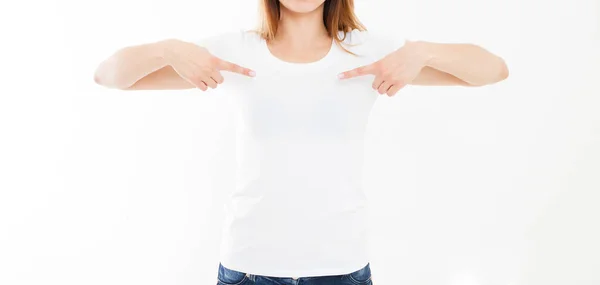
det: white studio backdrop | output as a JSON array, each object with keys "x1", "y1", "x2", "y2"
[{"x1": 0, "y1": 0, "x2": 598, "y2": 285}]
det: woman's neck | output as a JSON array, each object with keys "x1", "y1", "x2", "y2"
[{"x1": 274, "y1": 4, "x2": 330, "y2": 46}]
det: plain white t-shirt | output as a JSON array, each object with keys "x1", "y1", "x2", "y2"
[{"x1": 196, "y1": 29, "x2": 403, "y2": 278}]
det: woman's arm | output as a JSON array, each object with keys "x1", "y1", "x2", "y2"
[
  {"x1": 93, "y1": 38, "x2": 254, "y2": 91},
  {"x1": 410, "y1": 41, "x2": 509, "y2": 86},
  {"x1": 338, "y1": 40, "x2": 509, "y2": 96},
  {"x1": 93, "y1": 39, "x2": 191, "y2": 90}
]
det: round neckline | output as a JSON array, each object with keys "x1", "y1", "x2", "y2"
[{"x1": 261, "y1": 37, "x2": 337, "y2": 68}]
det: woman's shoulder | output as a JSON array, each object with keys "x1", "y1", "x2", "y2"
[
  {"x1": 338, "y1": 29, "x2": 386, "y2": 45},
  {"x1": 195, "y1": 29, "x2": 262, "y2": 48},
  {"x1": 193, "y1": 29, "x2": 263, "y2": 58}
]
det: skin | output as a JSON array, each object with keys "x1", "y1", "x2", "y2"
[
  {"x1": 93, "y1": 38, "x2": 255, "y2": 90},
  {"x1": 267, "y1": 0, "x2": 332, "y2": 64},
  {"x1": 279, "y1": 0, "x2": 327, "y2": 13},
  {"x1": 277, "y1": 0, "x2": 509, "y2": 97},
  {"x1": 93, "y1": 0, "x2": 508, "y2": 92},
  {"x1": 338, "y1": 40, "x2": 510, "y2": 96},
  {"x1": 163, "y1": 39, "x2": 256, "y2": 91}
]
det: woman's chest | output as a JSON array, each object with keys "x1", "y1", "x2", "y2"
[{"x1": 220, "y1": 56, "x2": 380, "y2": 139}]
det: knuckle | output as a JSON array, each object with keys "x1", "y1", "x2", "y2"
[
  {"x1": 207, "y1": 56, "x2": 220, "y2": 68},
  {"x1": 191, "y1": 73, "x2": 203, "y2": 82},
  {"x1": 374, "y1": 62, "x2": 385, "y2": 71},
  {"x1": 190, "y1": 75, "x2": 204, "y2": 85}
]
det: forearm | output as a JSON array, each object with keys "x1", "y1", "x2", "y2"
[
  {"x1": 93, "y1": 39, "x2": 177, "y2": 89},
  {"x1": 412, "y1": 41, "x2": 509, "y2": 86}
]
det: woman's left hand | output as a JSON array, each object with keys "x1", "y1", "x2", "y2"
[{"x1": 338, "y1": 40, "x2": 429, "y2": 97}]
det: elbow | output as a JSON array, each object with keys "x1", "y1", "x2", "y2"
[
  {"x1": 497, "y1": 58, "x2": 509, "y2": 82},
  {"x1": 93, "y1": 58, "x2": 129, "y2": 89},
  {"x1": 93, "y1": 60, "x2": 115, "y2": 88},
  {"x1": 93, "y1": 68, "x2": 106, "y2": 86}
]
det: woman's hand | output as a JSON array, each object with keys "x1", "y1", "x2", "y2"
[
  {"x1": 338, "y1": 40, "x2": 429, "y2": 97},
  {"x1": 163, "y1": 39, "x2": 255, "y2": 91}
]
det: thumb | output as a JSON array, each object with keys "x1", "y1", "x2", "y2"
[
  {"x1": 215, "y1": 57, "x2": 255, "y2": 77},
  {"x1": 338, "y1": 63, "x2": 377, "y2": 80}
]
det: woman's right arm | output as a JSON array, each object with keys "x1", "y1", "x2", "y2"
[{"x1": 93, "y1": 38, "x2": 254, "y2": 91}]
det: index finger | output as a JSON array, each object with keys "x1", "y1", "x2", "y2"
[
  {"x1": 338, "y1": 63, "x2": 377, "y2": 79},
  {"x1": 215, "y1": 58, "x2": 255, "y2": 77}
]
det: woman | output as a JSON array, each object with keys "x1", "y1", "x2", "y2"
[{"x1": 94, "y1": 0, "x2": 508, "y2": 284}]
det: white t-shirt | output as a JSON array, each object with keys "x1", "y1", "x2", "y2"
[{"x1": 196, "y1": 29, "x2": 403, "y2": 278}]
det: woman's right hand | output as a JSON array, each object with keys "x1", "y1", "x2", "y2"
[{"x1": 163, "y1": 39, "x2": 255, "y2": 91}]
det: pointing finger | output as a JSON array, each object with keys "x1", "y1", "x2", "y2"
[
  {"x1": 215, "y1": 57, "x2": 256, "y2": 77},
  {"x1": 338, "y1": 63, "x2": 377, "y2": 80}
]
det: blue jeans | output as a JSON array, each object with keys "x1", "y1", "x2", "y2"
[{"x1": 216, "y1": 262, "x2": 373, "y2": 285}]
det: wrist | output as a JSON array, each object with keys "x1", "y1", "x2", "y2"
[
  {"x1": 408, "y1": 40, "x2": 435, "y2": 66},
  {"x1": 156, "y1": 38, "x2": 182, "y2": 65}
]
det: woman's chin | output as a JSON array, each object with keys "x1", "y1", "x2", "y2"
[{"x1": 279, "y1": 0, "x2": 326, "y2": 14}]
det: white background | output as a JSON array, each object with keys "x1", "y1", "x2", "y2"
[{"x1": 1, "y1": 0, "x2": 599, "y2": 284}]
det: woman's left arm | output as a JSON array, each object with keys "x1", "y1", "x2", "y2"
[
  {"x1": 339, "y1": 40, "x2": 509, "y2": 96},
  {"x1": 409, "y1": 40, "x2": 509, "y2": 86}
]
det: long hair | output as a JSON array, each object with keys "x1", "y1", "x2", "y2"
[{"x1": 257, "y1": 0, "x2": 366, "y2": 54}]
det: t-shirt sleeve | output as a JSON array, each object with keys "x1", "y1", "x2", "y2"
[
  {"x1": 344, "y1": 29, "x2": 406, "y2": 60},
  {"x1": 193, "y1": 30, "x2": 248, "y2": 61},
  {"x1": 367, "y1": 31, "x2": 406, "y2": 59}
]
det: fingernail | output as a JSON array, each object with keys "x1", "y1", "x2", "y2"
[
  {"x1": 337, "y1": 73, "x2": 344, "y2": 79},
  {"x1": 249, "y1": 71, "x2": 256, "y2": 77}
]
